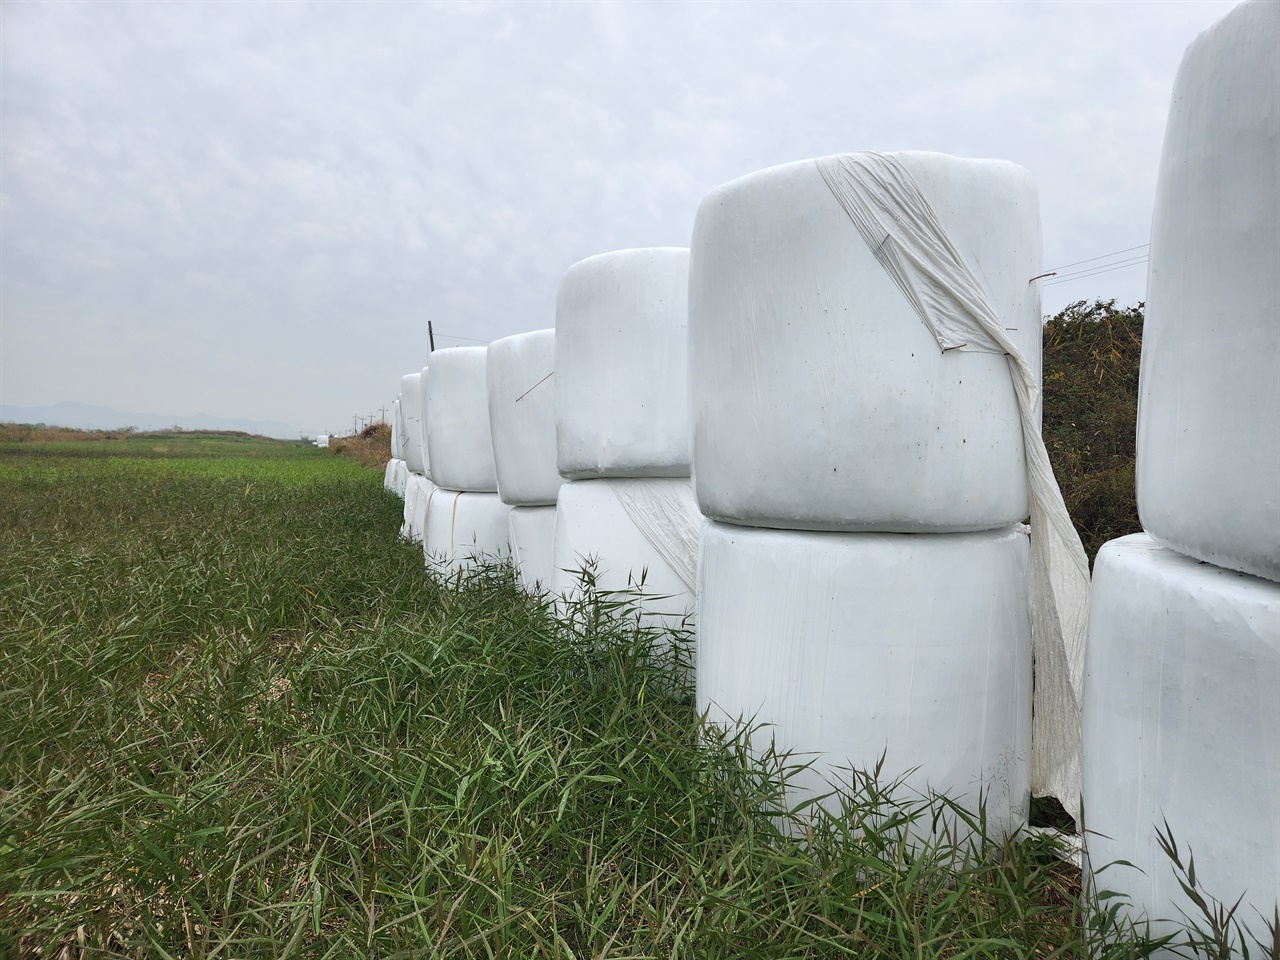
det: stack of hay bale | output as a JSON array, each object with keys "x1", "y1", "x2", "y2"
[
  {"x1": 1082, "y1": 0, "x2": 1279, "y2": 936},
  {"x1": 424, "y1": 347, "x2": 511, "y2": 571},
  {"x1": 689, "y1": 151, "x2": 1062, "y2": 837},
  {"x1": 487, "y1": 329, "x2": 563, "y2": 591},
  {"x1": 398, "y1": 370, "x2": 431, "y2": 543},
  {"x1": 550, "y1": 248, "x2": 702, "y2": 627}
]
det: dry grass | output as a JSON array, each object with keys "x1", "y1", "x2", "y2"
[{"x1": 328, "y1": 421, "x2": 392, "y2": 470}]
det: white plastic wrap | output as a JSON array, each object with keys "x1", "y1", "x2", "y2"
[
  {"x1": 1083, "y1": 534, "x2": 1279, "y2": 942},
  {"x1": 383, "y1": 457, "x2": 402, "y2": 494},
  {"x1": 487, "y1": 329, "x2": 563, "y2": 505},
  {"x1": 390, "y1": 399, "x2": 402, "y2": 462},
  {"x1": 393, "y1": 459, "x2": 409, "y2": 499},
  {"x1": 691, "y1": 150, "x2": 1087, "y2": 819},
  {"x1": 555, "y1": 248, "x2": 691, "y2": 479},
  {"x1": 426, "y1": 347, "x2": 498, "y2": 493},
  {"x1": 1137, "y1": 0, "x2": 1279, "y2": 583},
  {"x1": 424, "y1": 490, "x2": 511, "y2": 572},
  {"x1": 400, "y1": 474, "x2": 432, "y2": 543},
  {"x1": 315, "y1": 434, "x2": 329, "y2": 448},
  {"x1": 690, "y1": 152, "x2": 1042, "y2": 532},
  {"x1": 698, "y1": 521, "x2": 1031, "y2": 839},
  {"x1": 399, "y1": 372, "x2": 426, "y2": 476},
  {"x1": 550, "y1": 478, "x2": 700, "y2": 626},
  {"x1": 509, "y1": 505, "x2": 557, "y2": 592}
]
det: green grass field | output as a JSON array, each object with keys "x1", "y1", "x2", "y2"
[{"x1": 0, "y1": 432, "x2": 1226, "y2": 957}]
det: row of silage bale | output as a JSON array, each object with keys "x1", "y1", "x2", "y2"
[
  {"x1": 1082, "y1": 0, "x2": 1279, "y2": 942},
  {"x1": 423, "y1": 347, "x2": 512, "y2": 571},
  {"x1": 486, "y1": 329, "x2": 563, "y2": 591},
  {"x1": 688, "y1": 150, "x2": 1081, "y2": 837},
  {"x1": 549, "y1": 248, "x2": 703, "y2": 628}
]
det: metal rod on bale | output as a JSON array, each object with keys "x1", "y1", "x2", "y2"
[{"x1": 428, "y1": 321, "x2": 435, "y2": 353}]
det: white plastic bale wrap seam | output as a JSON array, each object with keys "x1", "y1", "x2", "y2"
[
  {"x1": 427, "y1": 347, "x2": 498, "y2": 493},
  {"x1": 1083, "y1": 534, "x2": 1279, "y2": 944},
  {"x1": 690, "y1": 152, "x2": 1042, "y2": 532},
  {"x1": 399, "y1": 373, "x2": 426, "y2": 476},
  {"x1": 487, "y1": 329, "x2": 563, "y2": 505},
  {"x1": 816, "y1": 151, "x2": 1088, "y2": 822},
  {"x1": 1137, "y1": 0, "x2": 1279, "y2": 583},
  {"x1": 697, "y1": 521, "x2": 1032, "y2": 840},
  {"x1": 556, "y1": 248, "x2": 692, "y2": 479},
  {"x1": 550, "y1": 478, "x2": 701, "y2": 629},
  {"x1": 424, "y1": 490, "x2": 511, "y2": 572},
  {"x1": 509, "y1": 505, "x2": 557, "y2": 592}
]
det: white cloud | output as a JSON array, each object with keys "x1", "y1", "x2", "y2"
[{"x1": 0, "y1": 0, "x2": 1238, "y2": 430}]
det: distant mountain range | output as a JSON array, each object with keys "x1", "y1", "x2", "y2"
[{"x1": 1, "y1": 401, "x2": 304, "y2": 440}]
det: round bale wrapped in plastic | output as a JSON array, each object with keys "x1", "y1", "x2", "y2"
[
  {"x1": 427, "y1": 347, "x2": 498, "y2": 493},
  {"x1": 400, "y1": 473, "x2": 433, "y2": 544},
  {"x1": 509, "y1": 504, "x2": 557, "y2": 592},
  {"x1": 487, "y1": 329, "x2": 563, "y2": 505},
  {"x1": 383, "y1": 458, "x2": 401, "y2": 494},
  {"x1": 392, "y1": 459, "x2": 409, "y2": 498},
  {"x1": 399, "y1": 372, "x2": 426, "y2": 476},
  {"x1": 550, "y1": 478, "x2": 700, "y2": 629},
  {"x1": 555, "y1": 248, "x2": 691, "y2": 480},
  {"x1": 424, "y1": 490, "x2": 511, "y2": 572},
  {"x1": 689, "y1": 151, "x2": 1043, "y2": 532},
  {"x1": 1083, "y1": 533, "x2": 1279, "y2": 942},
  {"x1": 1137, "y1": 0, "x2": 1279, "y2": 582},
  {"x1": 697, "y1": 521, "x2": 1031, "y2": 839},
  {"x1": 390, "y1": 398, "x2": 402, "y2": 462}
]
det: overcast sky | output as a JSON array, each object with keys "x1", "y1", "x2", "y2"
[{"x1": 1, "y1": 0, "x2": 1236, "y2": 435}]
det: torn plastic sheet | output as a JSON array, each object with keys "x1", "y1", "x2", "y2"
[{"x1": 816, "y1": 151, "x2": 1090, "y2": 820}]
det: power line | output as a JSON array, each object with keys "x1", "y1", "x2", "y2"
[
  {"x1": 1044, "y1": 243, "x2": 1150, "y2": 274},
  {"x1": 1043, "y1": 256, "x2": 1149, "y2": 286},
  {"x1": 433, "y1": 332, "x2": 491, "y2": 345}
]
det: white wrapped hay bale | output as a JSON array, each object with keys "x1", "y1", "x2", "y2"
[
  {"x1": 424, "y1": 490, "x2": 512, "y2": 572},
  {"x1": 400, "y1": 474, "x2": 433, "y2": 543},
  {"x1": 383, "y1": 458, "x2": 402, "y2": 494},
  {"x1": 1083, "y1": 534, "x2": 1279, "y2": 942},
  {"x1": 555, "y1": 248, "x2": 691, "y2": 479},
  {"x1": 399, "y1": 372, "x2": 426, "y2": 476},
  {"x1": 689, "y1": 152, "x2": 1043, "y2": 532},
  {"x1": 1137, "y1": 0, "x2": 1279, "y2": 583},
  {"x1": 392, "y1": 459, "x2": 409, "y2": 498},
  {"x1": 315, "y1": 434, "x2": 329, "y2": 448},
  {"x1": 697, "y1": 521, "x2": 1032, "y2": 838},
  {"x1": 390, "y1": 398, "x2": 402, "y2": 462},
  {"x1": 550, "y1": 478, "x2": 700, "y2": 627},
  {"x1": 427, "y1": 347, "x2": 498, "y2": 493},
  {"x1": 487, "y1": 329, "x2": 563, "y2": 505},
  {"x1": 509, "y1": 505, "x2": 557, "y2": 592}
]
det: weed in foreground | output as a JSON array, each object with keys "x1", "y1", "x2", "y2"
[{"x1": 0, "y1": 434, "x2": 1262, "y2": 958}]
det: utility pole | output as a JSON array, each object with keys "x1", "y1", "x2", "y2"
[{"x1": 428, "y1": 320, "x2": 435, "y2": 353}]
